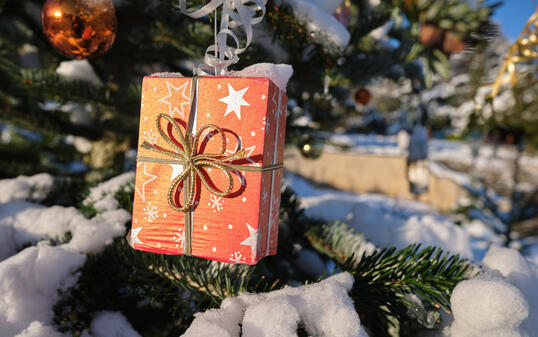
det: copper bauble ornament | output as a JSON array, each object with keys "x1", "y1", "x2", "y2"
[
  {"x1": 419, "y1": 24, "x2": 444, "y2": 47},
  {"x1": 42, "y1": 0, "x2": 117, "y2": 59},
  {"x1": 299, "y1": 136, "x2": 324, "y2": 159},
  {"x1": 442, "y1": 31, "x2": 466, "y2": 54},
  {"x1": 354, "y1": 88, "x2": 372, "y2": 106}
]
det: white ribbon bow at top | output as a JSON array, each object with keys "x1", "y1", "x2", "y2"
[{"x1": 178, "y1": 0, "x2": 268, "y2": 76}]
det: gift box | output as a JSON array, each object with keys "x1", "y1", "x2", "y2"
[{"x1": 129, "y1": 75, "x2": 287, "y2": 264}]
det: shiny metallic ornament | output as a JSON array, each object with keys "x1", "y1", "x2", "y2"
[
  {"x1": 42, "y1": 0, "x2": 117, "y2": 59},
  {"x1": 300, "y1": 136, "x2": 324, "y2": 159}
]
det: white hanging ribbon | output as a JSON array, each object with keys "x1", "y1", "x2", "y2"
[{"x1": 177, "y1": 0, "x2": 267, "y2": 76}]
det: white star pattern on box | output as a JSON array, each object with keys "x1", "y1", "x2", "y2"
[
  {"x1": 169, "y1": 164, "x2": 184, "y2": 181},
  {"x1": 262, "y1": 190, "x2": 268, "y2": 203},
  {"x1": 129, "y1": 227, "x2": 143, "y2": 246},
  {"x1": 231, "y1": 169, "x2": 246, "y2": 186},
  {"x1": 142, "y1": 129, "x2": 158, "y2": 144},
  {"x1": 158, "y1": 80, "x2": 190, "y2": 118},
  {"x1": 229, "y1": 251, "x2": 245, "y2": 264},
  {"x1": 172, "y1": 228, "x2": 185, "y2": 248},
  {"x1": 225, "y1": 136, "x2": 257, "y2": 166},
  {"x1": 240, "y1": 223, "x2": 258, "y2": 260},
  {"x1": 135, "y1": 162, "x2": 158, "y2": 202},
  {"x1": 208, "y1": 194, "x2": 223, "y2": 212},
  {"x1": 219, "y1": 84, "x2": 249, "y2": 120},
  {"x1": 144, "y1": 202, "x2": 158, "y2": 223}
]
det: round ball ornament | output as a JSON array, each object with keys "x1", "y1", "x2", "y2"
[
  {"x1": 419, "y1": 24, "x2": 444, "y2": 47},
  {"x1": 299, "y1": 136, "x2": 324, "y2": 159},
  {"x1": 42, "y1": 0, "x2": 117, "y2": 59},
  {"x1": 354, "y1": 88, "x2": 372, "y2": 106}
]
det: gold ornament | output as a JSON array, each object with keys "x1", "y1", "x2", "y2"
[
  {"x1": 42, "y1": 0, "x2": 117, "y2": 59},
  {"x1": 300, "y1": 136, "x2": 324, "y2": 159},
  {"x1": 487, "y1": 9, "x2": 538, "y2": 98}
]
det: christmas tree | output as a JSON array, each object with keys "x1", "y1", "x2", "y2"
[{"x1": 1, "y1": 1, "x2": 537, "y2": 337}]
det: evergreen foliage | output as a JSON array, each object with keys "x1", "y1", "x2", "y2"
[{"x1": 0, "y1": 0, "x2": 497, "y2": 335}]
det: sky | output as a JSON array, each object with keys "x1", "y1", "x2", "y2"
[{"x1": 492, "y1": 0, "x2": 536, "y2": 39}]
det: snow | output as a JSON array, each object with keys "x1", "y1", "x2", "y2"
[
  {"x1": 0, "y1": 201, "x2": 130, "y2": 260},
  {"x1": 56, "y1": 60, "x2": 102, "y2": 86},
  {"x1": 0, "y1": 174, "x2": 134, "y2": 337},
  {"x1": 90, "y1": 311, "x2": 142, "y2": 337},
  {"x1": 1, "y1": 167, "x2": 536, "y2": 336},
  {"x1": 278, "y1": 0, "x2": 350, "y2": 49},
  {"x1": 0, "y1": 173, "x2": 55, "y2": 203},
  {"x1": 153, "y1": 64, "x2": 293, "y2": 93},
  {"x1": 0, "y1": 242, "x2": 85, "y2": 337},
  {"x1": 182, "y1": 273, "x2": 369, "y2": 337},
  {"x1": 449, "y1": 246, "x2": 538, "y2": 336},
  {"x1": 83, "y1": 172, "x2": 135, "y2": 212},
  {"x1": 13, "y1": 321, "x2": 65, "y2": 337},
  {"x1": 287, "y1": 173, "x2": 474, "y2": 259},
  {"x1": 308, "y1": 0, "x2": 342, "y2": 14},
  {"x1": 230, "y1": 63, "x2": 293, "y2": 93}
]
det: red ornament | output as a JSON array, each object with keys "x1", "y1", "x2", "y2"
[
  {"x1": 419, "y1": 24, "x2": 444, "y2": 47},
  {"x1": 42, "y1": 0, "x2": 117, "y2": 59},
  {"x1": 354, "y1": 88, "x2": 372, "y2": 106},
  {"x1": 131, "y1": 76, "x2": 288, "y2": 265},
  {"x1": 442, "y1": 31, "x2": 466, "y2": 53}
]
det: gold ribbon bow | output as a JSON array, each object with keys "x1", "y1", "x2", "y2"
[{"x1": 138, "y1": 113, "x2": 283, "y2": 212}]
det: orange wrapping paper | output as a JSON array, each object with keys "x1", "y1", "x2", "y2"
[{"x1": 130, "y1": 76, "x2": 287, "y2": 264}]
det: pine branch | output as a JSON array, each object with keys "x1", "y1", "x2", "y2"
[
  {"x1": 347, "y1": 244, "x2": 475, "y2": 335},
  {"x1": 306, "y1": 221, "x2": 373, "y2": 266},
  {"x1": 19, "y1": 69, "x2": 112, "y2": 108}
]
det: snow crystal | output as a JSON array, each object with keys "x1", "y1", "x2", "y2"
[
  {"x1": 278, "y1": 0, "x2": 350, "y2": 49},
  {"x1": 182, "y1": 273, "x2": 369, "y2": 337},
  {"x1": 13, "y1": 321, "x2": 65, "y2": 337},
  {"x1": 0, "y1": 173, "x2": 55, "y2": 203},
  {"x1": 449, "y1": 246, "x2": 538, "y2": 336},
  {"x1": 90, "y1": 311, "x2": 142, "y2": 337},
  {"x1": 83, "y1": 172, "x2": 135, "y2": 211},
  {"x1": 0, "y1": 243, "x2": 85, "y2": 336},
  {"x1": 56, "y1": 60, "x2": 102, "y2": 86}
]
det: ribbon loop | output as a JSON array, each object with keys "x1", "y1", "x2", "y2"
[
  {"x1": 177, "y1": 0, "x2": 268, "y2": 75},
  {"x1": 141, "y1": 113, "x2": 240, "y2": 211}
]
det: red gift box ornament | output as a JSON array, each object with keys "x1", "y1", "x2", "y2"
[
  {"x1": 129, "y1": 0, "x2": 291, "y2": 264},
  {"x1": 130, "y1": 74, "x2": 288, "y2": 264},
  {"x1": 136, "y1": 78, "x2": 283, "y2": 256}
]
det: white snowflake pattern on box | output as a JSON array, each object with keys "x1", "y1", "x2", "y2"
[
  {"x1": 143, "y1": 202, "x2": 158, "y2": 223},
  {"x1": 208, "y1": 194, "x2": 224, "y2": 212}
]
